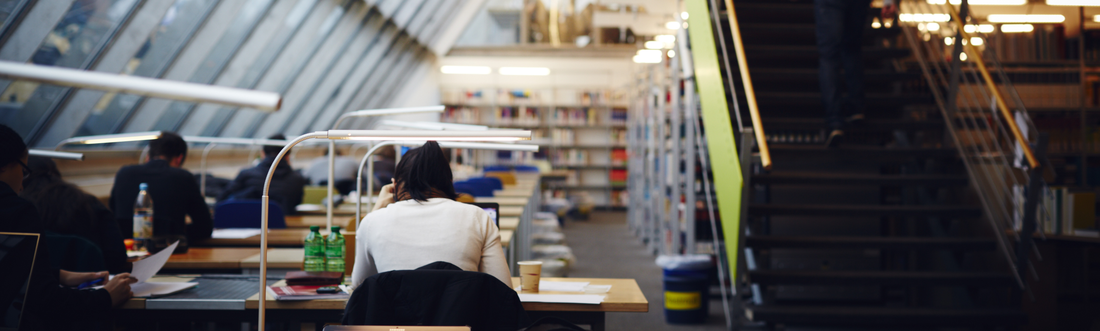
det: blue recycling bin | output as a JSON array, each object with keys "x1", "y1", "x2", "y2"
[{"x1": 657, "y1": 255, "x2": 713, "y2": 324}]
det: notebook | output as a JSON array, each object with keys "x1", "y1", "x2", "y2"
[
  {"x1": 0, "y1": 232, "x2": 40, "y2": 331},
  {"x1": 468, "y1": 202, "x2": 499, "y2": 227}
]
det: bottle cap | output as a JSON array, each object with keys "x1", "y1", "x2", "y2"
[
  {"x1": 331, "y1": 226, "x2": 340, "y2": 232},
  {"x1": 309, "y1": 225, "x2": 319, "y2": 231},
  {"x1": 139, "y1": 183, "x2": 148, "y2": 190}
]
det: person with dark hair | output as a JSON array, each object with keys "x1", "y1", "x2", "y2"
[
  {"x1": 110, "y1": 131, "x2": 213, "y2": 244},
  {"x1": 351, "y1": 141, "x2": 510, "y2": 289},
  {"x1": 21, "y1": 157, "x2": 129, "y2": 273},
  {"x1": 218, "y1": 134, "x2": 306, "y2": 214},
  {"x1": 0, "y1": 124, "x2": 137, "y2": 330}
]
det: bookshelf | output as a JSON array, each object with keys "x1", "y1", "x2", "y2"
[{"x1": 441, "y1": 87, "x2": 629, "y2": 208}]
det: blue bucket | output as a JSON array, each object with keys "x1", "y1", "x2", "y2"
[{"x1": 663, "y1": 273, "x2": 708, "y2": 324}]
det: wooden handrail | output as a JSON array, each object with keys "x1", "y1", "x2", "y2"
[
  {"x1": 947, "y1": 6, "x2": 1040, "y2": 169},
  {"x1": 722, "y1": 0, "x2": 771, "y2": 170}
]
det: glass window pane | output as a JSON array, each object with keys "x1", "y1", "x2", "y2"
[
  {"x1": 0, "y1": 0, "x2": 32, "y2": 38},
  {"x1": 0, "y1": 0, "x2": 141, "y2": 139},
  {"x1": 76, "y1": 0, "x2": 220, "y2": 137}
]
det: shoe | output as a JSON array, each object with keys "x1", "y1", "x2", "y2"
[
  {"x1": 825, "y1": 129, "x2": 844, "y2": 148},
  {"x1": 845, "y1": 113, "x2": 865, "y2": 125}
]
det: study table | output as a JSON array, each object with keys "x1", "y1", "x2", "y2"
[
  {"x1": 118, "y1": 275, "x2": 644, "y2": 331},
  {"x1": 284, "y1": 215, "x2": 356, "y2": 230},
  {"x1": 195, "y1": 229, "x2": 354, "y2": 247}
]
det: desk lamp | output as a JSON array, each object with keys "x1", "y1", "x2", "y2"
[
  {"x1": 29, "y1": 149, "x2": 84, "y2": 161},
  {"x1": 354, "y1": 141, "x2": 540, "y2": 222},
  {"x1": 255, "y1": 129, "x2": 531, "y2": 330}
]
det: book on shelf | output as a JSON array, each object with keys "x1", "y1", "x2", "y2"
[{"x1": 1038, "y1": 187, "x2": 1097, "y2": 236}]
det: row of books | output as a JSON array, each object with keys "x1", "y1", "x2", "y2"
[
  {"x1": 1033, "y1": 117, "x2": 1100, "y2": 154},
  {"x1": 1033, "y1": 187, "x2": 1096, "y2": 235},
  {"x1": 440, "y1": 88, "x2": 627, "y2": 106},
  {"x1": 987, "y1": 25, "x2": 1066, "y2": 62},
  {"x1": 442, "y1": 106, "x2": 627, "y2": 127}
]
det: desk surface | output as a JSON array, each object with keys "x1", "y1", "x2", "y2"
[
  {"x1": 162, "y1": 248, "x2": 259, "y2": 270},
  {"x1": 492, "y1": 190, "x2": 535, "y2": 198},
  {"x1": 510, "y1": 277, "x2": 648, "y2": 312},
  {"x1": 500, "y1": 206, "x2": 523, "y2": 217},
  {"x1": 241, "y1": 248, "x2": 304, "y2": 269},
  {"x1": 500, "y1": 217, "x2": 519, "y2": 230},
  {"x1": 196, "y1": 229, "x2": 354, "y2": 247},
  {"x1": 284, "y1": 215, "x2": 356, "y2": 230},
  {"x1": 500, "y1": 230, "x2": 512, "y2": 247}
]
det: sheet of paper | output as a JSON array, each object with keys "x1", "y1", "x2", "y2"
[
  {"x1": 584, "y1": 285, "x2": 612, "y2": 293},
  {"x1": 130, "y1": 241, "x2": 178, "y2": 283},
  {"x1": 517, "y1": 294, "x2": 604, "y2": 305},
  {"x1": 212, "y1": 228, "x2": 262, "y2": 239},
  {"x1": 516, "y1": 281, "x2": 590, "y2": 292},
  {"x1": 132, "y1": 282, "x2": 197, "y2": 297}
]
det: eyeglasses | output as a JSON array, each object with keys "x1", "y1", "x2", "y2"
[{"x1": 16, "y1": 159, "x2": 30, "y2": 179}]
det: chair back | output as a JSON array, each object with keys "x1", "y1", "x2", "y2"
[
  {"x1": 484, "y1": 171, "x2": 516, "y2": 185},
  {"x1": 455, "y1": 180, "x2": 493, "y2": 197},
  {"x1": 467, "y1": 177, "x2": 503, "y2": 191},
  {"x1": 483, "y1": 165, "x2": 510, "y2": 172},
  {"x1": 455, "y1": 193, "x2": 476, "y2": 203},
  {"x1": 513, "y1": 165, "x2": 539, "y2": 172},
  {"x1": 214, "y1": 200, "x2": 287, "y2": 229}
]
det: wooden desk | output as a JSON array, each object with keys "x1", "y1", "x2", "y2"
[
  {"x1": 246, "y1": 280, "x2": 348, "y2": 310},
  {"x1": 476, "y1": 197, "x2": 530, "y2": 206},
  {"x1": 162, "y1": 248, "x2": 259, "y2": 270},
  {"x1": 509, "y1": 277, "x2": 648, "y2": 312},
  {"x1": 284, "y1": 215, "x2": 355, "y2": 230},
  {"x1": 241, "y1": 248, "x2": 304, "y2": 269},
  {"x1": 500, "y1": 217, "x2": 520, "y2": 230},
  {"x1": 196, "y1": 229, "x2": 355, "y2": 248},
  {"x1": 492, "y1": 189, "x2": 535, "y2": 198},
  {"x1": 501, "y1": 206, "x2": 524, "y2": 217},
  {"x1": 500, "y1": 230, "x2": 513, "y2": 248}
]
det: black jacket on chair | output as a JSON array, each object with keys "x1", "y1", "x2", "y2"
[{"x1": 343, "y1": 262, "x2": 529, "y2": 331}]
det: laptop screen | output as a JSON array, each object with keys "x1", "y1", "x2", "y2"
[
  {"x1": 0, "y1": 232, "x2": 40, "y2": 331},
  {"x1": 468, "y1": 203, "x2": 499, "y2": 227}
]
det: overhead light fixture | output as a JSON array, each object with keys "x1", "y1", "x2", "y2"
[
  {"x1": 964, "y1": 24, "x2": 995, "y2": 33},
  {"x1": 970, "y1": 37, "x2": 984, "y2": 46},
  {"x1": 872, "y1": 17, "x2": 882, "y2": 28},
  {"x1": 668, "y1": 50, "x2": 676, "y2": 58},
  {"x1": 1001, "y1": 24, "x2": 1035, "y2": 33},
  {"x1": 945, "y1": 37, "x2": 955, "y2": 45},
  {"x1": 926, "y1": 22, "x2": 941, "y2": 31},
  {"x1": 927, "y1": 0, "x2": 1026, "y2": 4},
  {"x1": 381, "y1": 119, "x2": 490, "y2": 131},
  {"x1": 440, "y1": 65, "x2": 491, "y2": 75},
  {"x1": 29, "y1": 149, "x2": 84, "y2": 161},
  {"x1": 645, "y1": 41, "x2": 665, "y2": 49},
  {"x1": 1047, "y1": 0, "x2": 1100, "y2": 6},
  {"x1": 655, "y1": 35, "x2": 676, "y2": 43},
  {"x1": 633, "y1": 49, "x2": 663, "y2": 64},
  {"x1": 960, "y1": 52, "x2": 968, "y2": 61},
  {"x1": 899, "y1": 13, "x2": 951, "y2": 22},
  {"x1": 987, "y1": 14, "x2": 1065, "y2": 23},
  {"x1": 499, "y1": 67, "x2": 550, "y2": 76},
  {"x1": 1095, "y1": 15, "x2": 1100, "y2": 22},
  {"x1": 681, "y1": 12, "x2": 689, "y2": 20},
  {"x1": 666, "y1": 21, "x2": 680, "y2": 30},
  {"x1": 55, "y1": 131, "x2": 163, "y2": 149}
]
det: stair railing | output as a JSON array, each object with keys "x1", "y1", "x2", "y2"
[
  {"x1": 899, "y1": 0, "x2": 1049, "y2": 289},
  {"x1": 717, "y1": 0, "x2": 772, "y2": 170}
]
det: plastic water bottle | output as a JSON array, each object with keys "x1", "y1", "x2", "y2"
[
  {"x1": 303, "y1": 225, "x2": 326, "y2": 271},
  {"x1": 325, "y1": 226, "x2": 345, "y2": 273},
  {"x1": 132, "y1": 183, "x2": 153, "y2": 252}
]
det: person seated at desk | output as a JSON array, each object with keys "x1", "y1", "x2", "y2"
[
  {"x1": 218, "y1": 134, "x2": 306, "y2": 214},
  {"x1": 303, "y1": 147, "x2": 359, "y2": 194},
  {"x1": 21, "y1": 156, "x2": 129, "y2": 273},
  {"x1": 351, "y1": 141, "x2": 511, "y2": 288},
  {"x1": 111, "y1": 131, "x2": 213, "y2": 244},
  {"x1": 0, "y1": 124, "x2": 136, "y2": 330}
]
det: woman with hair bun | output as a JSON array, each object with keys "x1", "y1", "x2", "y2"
[{"x1": 350, "y1": 141, "x2": 511, "y2": 288}]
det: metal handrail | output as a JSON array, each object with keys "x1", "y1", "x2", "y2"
[
  {"x1": 721, "y1": 0, "x2": 771, "y2": 170},
  {"x1": 945, "y1": 5, "x2": 1039, "y2": 169}
]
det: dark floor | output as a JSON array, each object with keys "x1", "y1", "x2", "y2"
[{"x1": 563, "y1": 211, "x2": 731, "y2": 331}]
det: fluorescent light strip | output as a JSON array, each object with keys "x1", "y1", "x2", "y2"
[
  {"x1": 1001, "y1": 24, "x2": 1034, "y2": 33},
  {"x1": 645, "y1": 41, "x2": 665, "y2": 49},
  {"x1": 1048, "y1": 0, "x2": 1100, "y2": 6},
  {"x1": 28, "y1": 149, "x2": 84, "y2": 161},
  {"x1": 899, "y1": 13, "x2": 951, "y2": 22},
  {"x1": 1095, "y1": 15, "x2": 1100, "y2": 22},
  {"x1": 964, "y1": 24, "x2": 995, "y2": 33},
  {"x1": 325, "y1": 130, "x2": 531, "y2": 141},
  {"x1": 381, "y1": 119, "x2": 490, "y2": 131},
  {"x1": 666, "y1": 21, "x2": 680, "y2": 29},
  {"x1": 927, "y1": 0, "x2": 1026, "y2": 4},
  {"x1": 499, "y1": 67, "x2": 550, "y2": 76},
  {"x1": 987, "y1": 14, "x2": 1065, "y2": 23},
  {"x1": 440, "y1": 65, "x2": 490, "y2": 75},
  {"x1": 655, "y1": 34, "x2": 676, "y2": 43}
]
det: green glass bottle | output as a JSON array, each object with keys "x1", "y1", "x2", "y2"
[
  {"x1": 326, "y1": 226, "x2": 345, "y2": 273},
  {"x1": 303, "y1": 225, "x2": 326, "y2": 271}
]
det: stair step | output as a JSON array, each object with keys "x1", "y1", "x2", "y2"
[
  {"x1": 762, "y1": 118, "x2": 942, "y2": 131},
  {"x1": 750, "y1": 68, "x2": 921, "y2": 83},
  {"x1": 768, "y1": 145, "x2": 959, "y2": 159},
  {"x1": 745, "y1": 236, "x2": 996, "y2": 250},
  {"x1": 746, "y1": 45, "x2": 910, "y2": 62},
  {"x1": 744, "y1": 305, "x2": 1026, "y2": 327},
  {"x1": 749, "y1": 270, "x2": 1014, "y2": 286},
  {"x1": 753, "y1": 172, "x2": 968, "y2": 186},
  {"x1": 739, "y1": 23, "x2": 900, "y2": 46},
  {"x1": 748, "y1": 204, "x2": 982, "y2": 218},
  {"x1": 747, "y1": 92, "x2": 930, "y2": 107}
]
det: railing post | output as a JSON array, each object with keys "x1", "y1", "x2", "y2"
[
  {"x1": 1016, "y1": 133, "x2": 1048, "y2": 285},
  {"x1": 945, "y1": 0, "x2": 969, "y2": 117}
]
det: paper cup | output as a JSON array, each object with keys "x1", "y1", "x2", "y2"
[{"x1": 518, "y1": 261, "x2": 543, "y2": 293}]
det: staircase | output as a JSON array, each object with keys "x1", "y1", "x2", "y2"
[{"x1": 719, "y1": 0, "x2": 1030, "y2": 328}]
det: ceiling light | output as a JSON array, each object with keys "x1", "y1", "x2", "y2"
[
  {"x1": 927, "y1": 22, "x2": 940, "y2": 31},
  {"x1": 987, "y1": 14, "x2": 1065, "y2": 23},
  {"x1": 928, "y1": 0, "x2": 1026, "y2": 4},
  {"x1": 872, "y1": 17, "x2": 882, "y2": 29},
  {"x1": 666, "y1": 21, "x2": 680, "y2": 29},
  {"x1": 1095, "y1": 15, "x2": 1100, "y2": 22},
  {"x1": 960, "y1": 53, "x2": 968, "y2": 61},
  {"x1": 668, "y1": 50, "x2": 676, "y2": 58},
  {"x1": 964, "y1": 24, "x2": 995, "y2": 33},
  {"x1": 440, "y1": 66, "x2": 490, "y2": 75},
  {"x1": 1047, "y1": 0, "x2": 1100, "y2": 5},
  {"x1": 899, "y1": 13, "x2": 951, "y2": 22},
  {"x1": 681, "y1": 12, "x2": 689, "y2": 20},
  {"x1": 645, "y1": 41, "x2": 665, "y2": 49},
  {"x1": 655, "y1": 35, "x2": 676, "y2": 43},
  {"x1": 970, "y1": 37, "x2": 984, "y2": 46},
  {"x1": 499, "y1": 67, "x2": 550, "y2": 76},
  {"x1": 634, "y1": 49, "x2": 663, "y2": 63},
  {"x1": 1001, "y1": 24, "x2": 1034, "y2": 33},
  {"x1": 945, "y1": 37, "x2": 955, "y2": 45},
  {"x1": 327, "y1": 130, "x2": 531, "y2": 141}
]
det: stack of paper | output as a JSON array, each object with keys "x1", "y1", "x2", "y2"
[{"x1": 128, "y1": 241, "x2": 198, "y2": 297}]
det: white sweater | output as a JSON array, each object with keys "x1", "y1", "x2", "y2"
[{"x1": 351, "y1": 198, "x2": 512, "y2": 288}]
